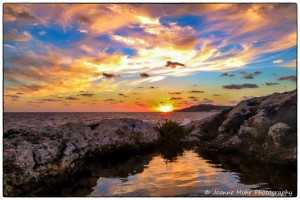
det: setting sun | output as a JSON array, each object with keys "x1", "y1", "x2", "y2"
[{"x1": 158, "y1": 105, "x2": 173, "y2": 113}]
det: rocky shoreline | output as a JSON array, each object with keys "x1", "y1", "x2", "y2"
[
  {"x1": 3, "y1": 118, "x2": 160, "y2": 196},
  {"x1": 3, "y1": 90, "x2": 297, "y2": 196},
  {"x1": 185, "y1": 89, "x2": 297, "y2": 163}
]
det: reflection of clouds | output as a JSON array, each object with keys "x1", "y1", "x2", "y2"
[{"x1": 89, "y1": 151, "x2": 258, "y2": 196}]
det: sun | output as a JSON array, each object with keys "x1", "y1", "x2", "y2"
[{"x1": 158, "y1": 105, "x2": 173, "y2": 113}]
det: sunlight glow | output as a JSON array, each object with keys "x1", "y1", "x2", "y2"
[{"x1": 158, "y1": 105, "x2": 173, "y2": 113}]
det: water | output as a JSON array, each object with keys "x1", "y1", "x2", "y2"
[
  {"x1": 3, "y1": 112, "x2": 297, "y2": 197},
  {"x1": 55, "y1": 147, "x2": 296, "y2": 197},
  {"x1": 3, "y1": 112, "x2": 214, "y2": 131}
]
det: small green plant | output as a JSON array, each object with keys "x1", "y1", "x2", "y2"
[{"x1": 157, "y1": 120, "x2": 187, "y2": 141}]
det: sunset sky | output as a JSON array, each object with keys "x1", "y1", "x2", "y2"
[{"x1": 4, "y1": 3, "x2": 297, "y2": 112}]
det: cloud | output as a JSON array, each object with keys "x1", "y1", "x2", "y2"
[
  {"x1": 273, "y1": 59, "x2": 284, "y2": 64},
  {"x1": 102, "y1": 73, "x2": 119, "y2": 79},
  {"x1": 104, "y1": 98, "x2": 116, "y2": 102},
  {"x1": 220, "y1": 72, "x2": 235, "y2": 77},
  {"x1": 168, "y1": 92, "x2": 181, "y2": 95},
  {"x1": 41, "y1": 98, "x2": 61, "y2": 102},
  {"x1": 66, "y1": 96, "x2": 79, "y2": 100},
  {"x1": 80, "y1": 93, "x2": 94, "y2": 97},
  {"x1": 188, "y1": 96, "x2": 199, "y2": 101},
  {"x1": 241, "y1": 71, "x2": 262, "y2": 79},
  {"x1": 213, "y1": 94, "x2": 221, "y2": 96},
  {"x1": 148, "y1": 86, "x2": 157, "y2": 89},
  {"x1": 170, "y1": 97, "x2": 182, "y2": 100},
  {"x1": 4, "y1": 5, "x2": 36, "y2": 21},
  {"x1": 140, "y1": 73, "x2": 150, "y2": 78},
  {"x1": 4, "y1": 29, "x2": 32, "y2": 42},
  {"x1": 104, "y1": 98, "x2": 122, "y2": 104},
  {"x1": 15, "y1": 92, "x2": 24, "y2": 95},
  {"x1": 118, "y1": 93, "x2": 128, "y2": 97},
  {"x1": 243, "y1": 75, "x2": 254, "y2": 79},
  {"x1": 265, "y1": 82, "x2": 280, "y2": 86},
  {"x1": 39, "y1": 31, "x2": 46, "y2": 35},
  {"x1": 188, "y1": 90, "x2": 204, "y2": 93},
  {"x1": 4, "y1": 95, "x2": 20, "y2": 98},
  {"x1": 280, "y1": 59, "x2": 296, "y2": 68},
  {"x1": 165, "y1": 61, "x2": 186, "y2": 68},
  {"x1": 223, "y1": 83, "x2": 259, "y2": 89},
  {"x1": 21, "y1": 83, "x2": 45, "y2": 91},
  {"x1": 278, "y1": 75, "x2": 296, "y2": 82}
]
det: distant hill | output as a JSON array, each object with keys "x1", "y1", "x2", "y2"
[{"x1": 175, "y1": 104, "x2": 231, "y2": 112}]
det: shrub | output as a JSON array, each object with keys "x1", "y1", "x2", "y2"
[{"x1": 157, "y1": 120, "x2": 187, "y2": 141}]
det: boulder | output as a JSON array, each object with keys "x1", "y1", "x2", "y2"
[
  {"x1": 3, "y1": 118, "x2": 160, "y2": 196},
  {"x1": 185, "y1": 90, "x2": 297, "y2": 162}
]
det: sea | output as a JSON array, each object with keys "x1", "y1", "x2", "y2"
[
  {"x1": 3, "y1": 112, "x2": 214, "y2": 132},
  {"x1": 3, "y1": 112, "x2": 297, "y2": 197}
]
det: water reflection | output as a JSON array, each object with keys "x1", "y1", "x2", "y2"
[{"x1": 49, "y1": 147, "x2": 296, "y2": 197}]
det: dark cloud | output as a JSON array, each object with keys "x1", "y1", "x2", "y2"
[
  {"x1": 15, "y1": 92, "x2": 24, "y2": 95},
  {"x1": 188, "y1": 96, "x2": 199, "y2": 101},
  {"x1": 132, "y1": 92, "x2": 139, "y2": 94},
  {"x1": 66, "y1": 96, "x2": 79, "y2": 100},
  {"x1": 77, "y1": 15, "x2": 92, "y2": 24},
  {"x1": 220, "y1": 73, "x2": 235, "y2": 77},
  {"x1": 168, "y1": 92, "x2": 181, "y2": 95},
  {"x1": 188, "y1": 90, "x2": 204, "y2": 93},
  {"x1": 22, "y1": 84, "x2": 45, "y2": 91},
  {"x1": 102, "y1": 73, "x2": 119, "y2": 78},
  {"x1": 118, "y1": 93, "x2": 128, "y2": 97},
  {"x1": 80, "y1": 93, "x2": 94, "y2": 97},
  {"x1": 140, "y1": 73, "x2": 150, "y2": 78},
  {"x1": 41, "y1": 98, "x2": 61, "y2": 102},
  {"x1": 165, "y1": 61, "x2": 185, "y2": 68},
  {"x1": 278, "y1": 75, "x2": 296, "y2": 82},
  {"x1": 7, "y1": 55, "x2": 55, "y2": 68},
  {"x1": 104, "y1": 99, "x2": 116, "y2": 102},
  {"x1": 148, "y1": 86, "x2": 157, "y2": 89},
  {"x1": 243, "y1": 75, "x2": 254, "y2": 79},
  {"x1": 4, "y1": 6, "x2": 36, "y2": 21},
  {"x1": 253, "y1": 71, "x2": 262, "y2": 76},
  {"x1": 241, "y1": 71, "x2": 262, "y2": 79},
  {"x1": 265, "y1": 82, "x2": 280, "y2": 86},
  {"x1": 27, "y1": 101, "x2": 45, "y2": 104},
  {"x1": 138, "y1": 86, "x2": 144, "y2": 89},
  {"x1": 223, "y1": 84, "x2": 259, "y2": 89},
  {"x1": 170, "y1": 97, "x2": 182, "y2": 100},
  {"x1": 104, "y1": 98, "x2": 122, "y2": 104},
  {"x1": 213, "y1": 94, "x2": 221, "y2": 96}
]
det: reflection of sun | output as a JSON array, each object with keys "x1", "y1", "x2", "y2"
[{"x1": 158, "y1": 105, "x2": 173, "y2": 113}]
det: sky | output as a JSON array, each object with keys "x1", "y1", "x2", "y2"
[{"x1": 3, "y1": 3, "x2": 297, "y2": 112}]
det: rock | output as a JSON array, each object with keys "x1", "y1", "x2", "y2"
[
  {"x1": 187, "y1": 90, "x2": 296, "y2": 162},
  {"x1": 268, "y1": 123, "x2": 291, "y2": 146},
  {"x1": 3, "y1": 118, "x2": 160, "y2": 196}
]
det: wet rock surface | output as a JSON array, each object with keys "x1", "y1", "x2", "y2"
[
  {"x1": 3, "y1": 118, "x2": 160, "y2": 196},
  {"x1": 185, "y1": 90, "x2": 297, "y2": 163}
]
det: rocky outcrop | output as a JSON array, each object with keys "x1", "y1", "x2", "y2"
[
  {"x1": 185, "y1": 90, "x2": 297, "y2": 163},
  {"x1": 3, "y1": 118, "x2": 160, "y2": 196}
]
